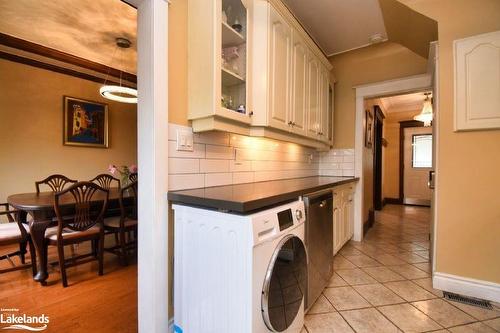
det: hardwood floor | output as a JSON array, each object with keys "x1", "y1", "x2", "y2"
[{"x1": 0, "y1": 237, "x2": 137, "y2": 332}]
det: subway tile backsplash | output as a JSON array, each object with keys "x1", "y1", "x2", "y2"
[
  {"x1": 318, "y1": 148, "x2": 356, "y2": 177},
  {"x1": 168, "y1": 123, "x2": 355, "y2": 190}
]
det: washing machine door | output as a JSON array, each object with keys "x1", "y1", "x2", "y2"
[{"x1": 262, "y1": 234, "x2": 307, "y2": 332}]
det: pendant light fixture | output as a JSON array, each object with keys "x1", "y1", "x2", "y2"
[
  {"x1": 100, "y1": 37, "x2": 137, "y2": 104},
  {"x1": 414, "y1": 92, "x2": 433, "y2": 126}
]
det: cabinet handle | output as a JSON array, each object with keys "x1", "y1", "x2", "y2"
[
  {"x1": 249, "y1": 111, "x2": 254, "y2": 116},
  {"x1": 292, "y1": 122, "x2": 296, "y2": 126},
  {"x1": 288, "y1": 121, "x2": 293, "y2": 126}
]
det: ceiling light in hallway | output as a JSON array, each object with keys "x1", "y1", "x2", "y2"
[{"x1": 414, "y1": 93, "x2": 433, "y2": 126}]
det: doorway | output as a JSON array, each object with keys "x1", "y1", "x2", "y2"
[{"x1": 400, "y1": 123, "x2": 433, "y2": 206}]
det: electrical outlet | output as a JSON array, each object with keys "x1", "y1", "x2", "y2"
[{"x1": 176, "y1": 129, "x2": 194, "y2": 152}]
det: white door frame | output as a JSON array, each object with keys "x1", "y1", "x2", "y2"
[
  {"x1": 125, "y1": 0, "x2": 170, "y2": 332},
  {"x1": 352, "y1": 73, "x2": 432, "y2": 242}
]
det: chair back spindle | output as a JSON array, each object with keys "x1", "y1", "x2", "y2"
[
  {"x1": 54, "y1": 182, "x2": 109, "y2": 234},
  {"x1": 91, "y1": 174, "x2": 120, "y2": 190},
  {"x1": 128, "y1": 173, "x2": 138, "y2": 183},
  {"x1": 36, "y1": 174, "x2": 77, "y2": 193}
]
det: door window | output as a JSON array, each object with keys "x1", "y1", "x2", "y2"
[{"x1": 412, "y1": 134, "x2": 432, "y2": 168}]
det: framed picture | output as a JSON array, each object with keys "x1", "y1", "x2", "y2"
[
  {"x1": 63, "y1": 96, "x2": 108, "y2": 148},
  {"x1": 365, "y1": 109, "x2": 373, "y2": 148}
]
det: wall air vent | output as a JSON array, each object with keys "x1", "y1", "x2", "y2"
[{"x1": 443, "y1": 291, "x2": 493, "y2": 309}]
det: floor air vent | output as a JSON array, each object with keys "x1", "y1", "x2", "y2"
[{"x1": 443, "y1": 291, "x2": 493, "y2": 309}]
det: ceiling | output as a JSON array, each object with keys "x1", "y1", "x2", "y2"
[
  {"x1": 282, "y1": 0, "x2": 388, "y2": 56},
  {"x1": 379, "y1": 91, "x2": 431, "y2": 113},
  {"x1": 0, "y1": 0, "x2": 137, "y2": 74}
]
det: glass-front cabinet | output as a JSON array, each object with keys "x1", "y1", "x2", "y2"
[
  {"x1": 188, "y1": 0, "x2": 334, "y2": 148},
  {"x1": 188, "y1": 0, "x2": 251, "y2": 133}
]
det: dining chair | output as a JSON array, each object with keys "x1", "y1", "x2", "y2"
[
  {"x1": 128, "y1": 172, "x2": 137, "y2": 183},
  {"x1": 104, "y1": 181, "x2": 137, "y2": 266},
  {"x1": 90, "y1": 174, "x2": 120, "y2": 190},
  {"x1": 0, "y1": 203, "x2": 37, "y2": 275},
  {"x1": 35, "y1": 174, "x2": 77, "y2": 193},
  {"x1": 46, "y1": 182, "x2": 109, "y2": 287}
]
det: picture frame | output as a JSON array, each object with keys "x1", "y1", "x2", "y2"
[
  {"x1": 63, "y1": 96, "x2": 108, "y2": 148},
  {"x1": 365, "y1": 109, "x2": 373, "y2": 148}
]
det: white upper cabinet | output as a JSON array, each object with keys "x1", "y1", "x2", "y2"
[
  {"x1": 268, "y1": 6, "x2": 292, "y2": 132},
  {"x1": 454, "y1": 30, "x2": 500, "y2": 131},
  {"x1": 188, "y1": 0, "x2": 334, "y2": 147},
  {"x1": 290, "y1": 32, "x2": 308, "y2": 137},
  {"x1": 188, "y1": 0, "x2": 251, "y2": 134},
  {"x1": 327, "y1": 82, "x2": 334, "y2": 145},
  {"x1": 319, "y1": 67, "x2": 330, "y2": 141},
  {"x1": 306, "y1": 56, "x2": 320, "y2": 138}
]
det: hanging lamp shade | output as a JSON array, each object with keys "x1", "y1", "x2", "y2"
[
  {"x1": 100, "y1": 86, "x2": 137, "y2": 104},
  {"x1": 414, "y1": 93, "x2": 433, "y2": 126},
  {"x1": 100, "y1": 37, "x2": 137, "y2": 104}
]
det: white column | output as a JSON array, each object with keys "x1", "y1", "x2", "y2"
[{"x1": 136, "y1": 0, "x2": 169, "y2": 332}]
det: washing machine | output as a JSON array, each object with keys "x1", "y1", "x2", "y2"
[{"x1": 173, "y1": 200, "x2": 307, "y2": 333}]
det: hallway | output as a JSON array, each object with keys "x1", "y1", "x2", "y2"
[{"x1": 304, "y1": 205, "x2": 500, "y2": 333}]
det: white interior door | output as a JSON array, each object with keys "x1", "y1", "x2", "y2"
[{"x1": 403, "y1": 126, "x2": 433, "y2": 205}]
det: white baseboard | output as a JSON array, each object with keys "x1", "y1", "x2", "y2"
[{"x1": 433, "y1": 272, "x2": 500, "y2": 303}]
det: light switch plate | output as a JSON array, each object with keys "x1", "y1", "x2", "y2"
[{"x1": 176, "y1": 129, "x2": 194, "y2": 152}]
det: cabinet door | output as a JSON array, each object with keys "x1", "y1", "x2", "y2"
[
  {"x1": 290, "y1": 33, "x2": 308, "y2": 136},
  {"x1": 339, "y1": 198, "x2": 346, "y2": 246},
  {"x1": 344, "y1": 190, "x2": 354, "y2": 240},
  {"x1": 454, "y1": 31, "x2": 500, "y2": 131},
  {"x1": 307, "y1": 57, "x2": 320, "y2": 138},
  {"x1": 327, "y1": 82, "x2": 334, "y2": 145},
  {"x1": 333, "y1": 206, "x2": 342, "y2": 255},
  {"x1": 268, "y1": 7, "x2": 291, "y2": 132},
  {"x1": 319, "y1": 68, "x2": 329, "y2": 142}
]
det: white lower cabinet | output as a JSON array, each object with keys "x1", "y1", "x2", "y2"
[{"x1": 333, "y1": 184, "x2": 355, "y2": 255}]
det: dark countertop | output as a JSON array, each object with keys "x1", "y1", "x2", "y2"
[{"x1": 168, "y1": 176, "x2": 358, "y2": 213}]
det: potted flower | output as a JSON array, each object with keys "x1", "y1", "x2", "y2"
[{"x1": 108, "y1": 164, "x2": 137, "y2": 187}]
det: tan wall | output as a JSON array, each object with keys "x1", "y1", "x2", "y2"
[
  {"x1": 399, "y1": 0, "x2": 500, "y2": 283},
  {"x1": 168, "y1": 0, "x2": 188, "y2": 126},
  {"x1": 382, "y1": 109, "x2": 421, "y2": 199},
  {"x1": 0, "y1": 59, "x2": 137, "y2": 204},
  {"x1": 330, "y1": 41, "x2": 428, "y2": 148}
]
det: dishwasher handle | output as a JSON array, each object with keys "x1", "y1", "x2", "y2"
[{"x1": 303, "y1": 189, "x2": 333, "y2": 206}]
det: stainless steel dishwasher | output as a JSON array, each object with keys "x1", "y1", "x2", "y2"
[{"x1": 303, "y1": 189, "x2": 334, "y2": 310}]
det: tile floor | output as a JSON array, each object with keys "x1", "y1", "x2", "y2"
[{"x1": 303, "y1": 204, "x2": 500, "y2": 333}]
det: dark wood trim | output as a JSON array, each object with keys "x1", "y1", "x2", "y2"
[
  {"x1": 0, "y1": 51, "x2": 134, "y2": 88},
  {"x1": 363, "y1": 209, "x2": 375, "y2": 235},
  {"x1": 373, "y1": 105, "x2": 384, "y2": 211},
  {"x1": 399, "y1": 120, "x2": 425, "y2": 202},
  {"x1": 383, "y1": 197, "x2": 403, "y2": 205},
  {"x1": 120, "y1": 0, "x2": 137, "y2": 9},
  {"x1": 0, "y1": 33, "x2": 137, "y2": 83}
]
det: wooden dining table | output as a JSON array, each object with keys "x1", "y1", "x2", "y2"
[{"x1": 7, "y1": 188, "x2": 124, "y2": 285}]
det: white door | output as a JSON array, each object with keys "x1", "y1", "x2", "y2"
[
  {"x1": 290, "y1": 32, "x2": 308, "y2": 136},
  {"x1": 403, "y1": 127, "x2": 433, "y2": 205},
  {"x1": 268, "y1": 7, "x2": 291, "y2": 132}
]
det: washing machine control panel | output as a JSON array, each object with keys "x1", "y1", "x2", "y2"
[{"x1": 251, "y1": 200, "x2": 305, "y2": 244}]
